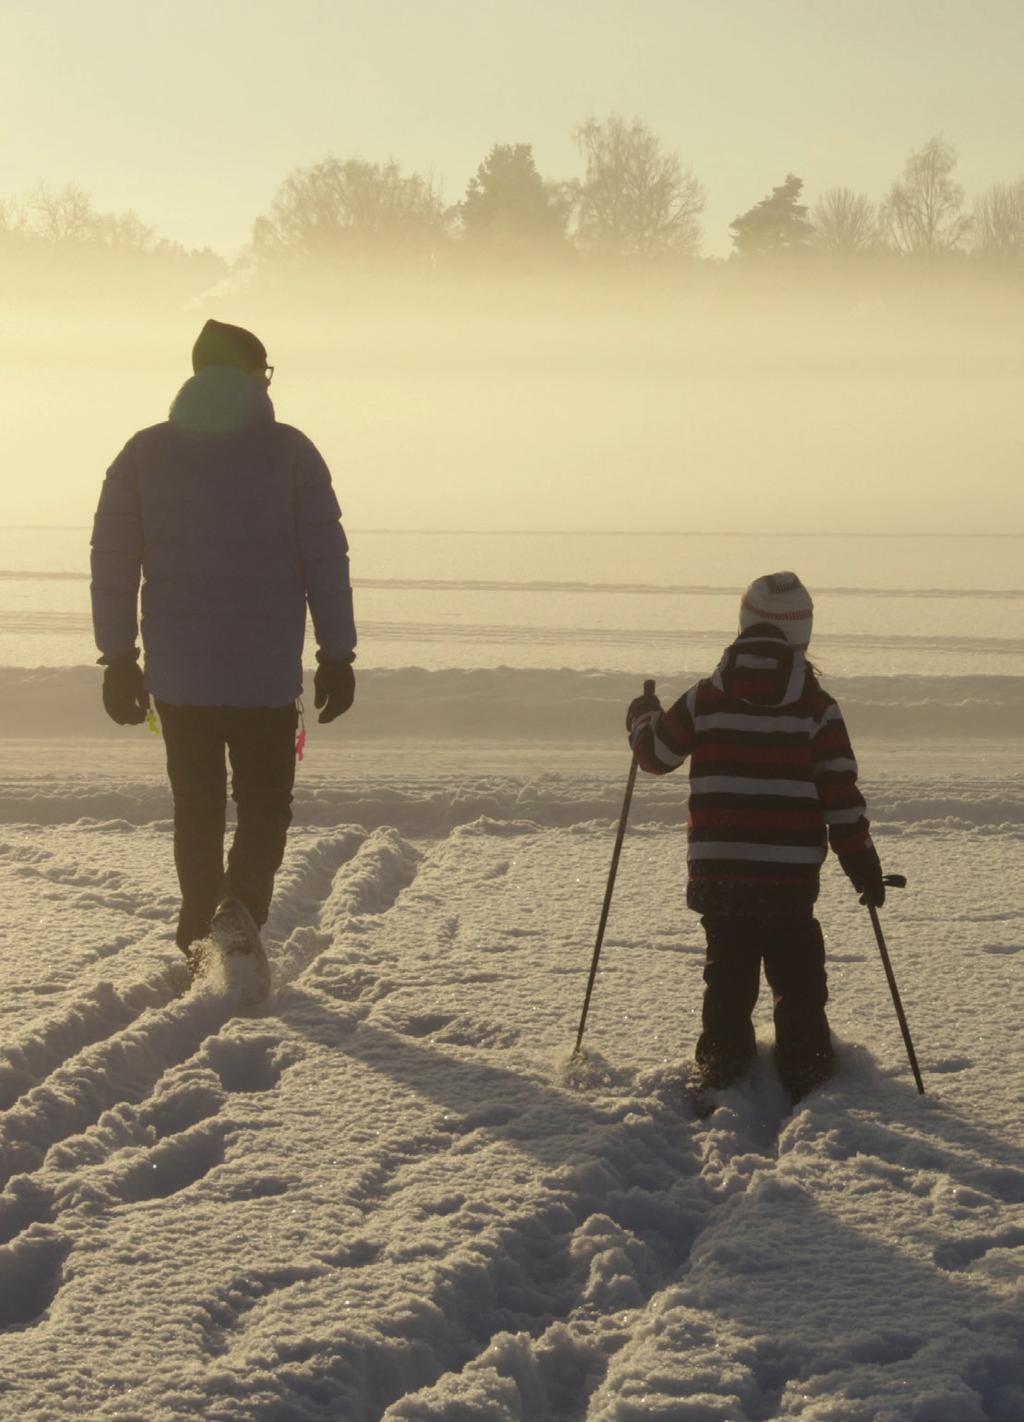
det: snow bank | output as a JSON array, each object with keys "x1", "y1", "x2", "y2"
[
  {"x1": 1, "y1": 758, "x2": 1021, "y2": 834},
  {"x1": 1, "y1": 665, "x2": 1023, "y2": 741}
]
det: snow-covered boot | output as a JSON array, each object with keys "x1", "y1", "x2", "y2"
[
  {"x1": 777, "y1": 1044, "x2": 834, "y2": 1105},
  {"x1": 183, "y1": 940, "x2": 212, "y2": 985},
  {"x1": 210, "y1": 896, "x2": 271, "y2": 1005}
]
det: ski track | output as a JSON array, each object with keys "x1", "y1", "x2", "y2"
[
  {"x1": 0, "y1": 827, "x2": 419, "y2": 1325},
  {"x1": 0, "y1": 827, "x2": 415, "y2": 1169},
  {"x1": 0, "y1": 813, "x2": 1020, "y2": 1420}
]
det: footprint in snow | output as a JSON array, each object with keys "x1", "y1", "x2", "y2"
[
  {"x1": 142, "y1": 1081, "x2": 226, "y2": 1141},
  {"x1": 218, "y1": 1176, "x2": 291, "y2": 1202},
  {"x1": 199, "y1": 1264, "x2": 326, "y2": 1356},
  {"x1": 306, "y1": 964, "x2": 393, "y2": 1004},
  {"x1": 0, "y1": 1226, "x2": 71, "y2": 1330},
  {"x1": 386, "y1": 1011, "x2": 520, "y2": 1048},
  {"x1": 393, "y1": 1011, "x2": 456, "y2": 1039},
  {"x1": 0, "y1": 1178, "x2": 54, "y2": 1246},
  {"x1": 418, "y1": 1190, "x2": 466, "y2": 1217},
  {"x1": 933, "y1": 1225, "x2": 1024, "y2": 1272},
  {"x1": 847, "y1": 1330, "x2": 924, "y2": 1365},
  {"x1": 436, "y1": 1105, "x2": 518, "y2": 1135},
  {"x1": 114, "y1": 1124, "x2": 226, "y2": 1204},
  {"x1": 202, "y1": 1036, "x2": 295, "y2": 1095}
]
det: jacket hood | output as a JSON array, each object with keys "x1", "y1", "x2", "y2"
[
  {"x1": 711, "y1": 629, "x2": 809, "y2": 708},
  {"x1": 169, "y1": 364, "x2": 274, "y2": 435}
]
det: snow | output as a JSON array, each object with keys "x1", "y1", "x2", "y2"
[
  {"x1": 1, "y1": 666, "x2": 1024, "y2": 741},
  {"x1": 0, "y1": 744, "x2": 1021, "y2": 1421}
]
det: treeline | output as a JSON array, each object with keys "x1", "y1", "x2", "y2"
[
  {"x1": 0, "y1": 182, "x2": 227, "y2": 301},
  {"x1": 4, "y1": 118, "x2": 1024, "y2": 302},
  {"x1": 249, "y1": 125, "x2": 1024, "y2": 270}
]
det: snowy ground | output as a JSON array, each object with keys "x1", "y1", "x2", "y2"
[{"x1": 0, "y1": 743, "x2": 1021, "y2": 1421}]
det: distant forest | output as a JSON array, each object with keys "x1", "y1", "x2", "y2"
[{"x1": 3, "y1": 117, "x2": 1023, "y2": 303}]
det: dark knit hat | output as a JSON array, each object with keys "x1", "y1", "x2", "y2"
[{"x1": 191, "y1": 319, "x2": 267, "y2": 374}]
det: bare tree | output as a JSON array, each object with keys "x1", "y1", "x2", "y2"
[
  {"x1": 0, "y1": 197, "x2": 27, "y2": 241},
  {"x1": 879, "y1": 136, "x2": 971, "y2": 256},
  {"x1": 574, "y1": 114, "x2": 704, "y2": 259},
  {"x1": 972, "y1": 180, "x2": 1024, "y2": 260},
  {"x1": 810, "y1": 187, "x2": 879, "y2": 254},
  {"x1": 29, "y1": 183, "x2": 97, "y2": 242},
  {"x1": 251, "y1": 157, "x2": 449, "y2": 265},
  {"x1": 22, "y1": 183, "x2": 161, "y2": 252},
  {"x1": 92, "y1": 210, "x2": 160, "y2": 252}
]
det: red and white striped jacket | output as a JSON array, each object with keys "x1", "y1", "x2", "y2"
[{"x1": 629, "y1": 631, "x2": 873, "y2": 915}]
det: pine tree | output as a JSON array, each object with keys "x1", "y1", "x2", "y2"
[
  {"x1": 459, "y1": 144, "x2": 570, "y2": 256},
  {"x1": 730, "y1": 174, "x2": 814, "y2": 257}
]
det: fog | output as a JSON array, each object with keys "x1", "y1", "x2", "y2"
[{"x1": 2, "y1": 265, "x2": 1021, "y2": 538}]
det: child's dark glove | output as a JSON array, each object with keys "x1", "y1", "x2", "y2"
[
  {"x1": 843, "y1": 846, "x2": 885, "y2": 907},
  {"x1": 100, "y1": 652, "x2": 149, "y2": 726},
  {"x1": 314, "y1": 653, "x2": 356, "y2": 723},
  {"x1": 626, "y1": 692, "x2": 662, "y2": 732}
]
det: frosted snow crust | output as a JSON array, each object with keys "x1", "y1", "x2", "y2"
[{"x1": 0, "y1": 752, "x2": 1021, "y2": 1420}]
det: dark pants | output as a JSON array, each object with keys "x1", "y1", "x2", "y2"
[
  {"x1": 156, "y1": 701, "x2": 298, "y2": 951},
  {"x1": 696, "y1": 914, "x2": 834, "y2": 1100}
]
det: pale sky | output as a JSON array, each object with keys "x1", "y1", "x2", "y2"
[{"x1": 2, "y1": 0, "x2": 1022, "y2": 258}]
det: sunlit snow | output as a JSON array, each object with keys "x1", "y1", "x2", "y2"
[{"x1": 0, "y1": 742, "x2": 1021, "y2": 1421}]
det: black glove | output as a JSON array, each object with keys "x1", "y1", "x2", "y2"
[
  {"x1": 100, "y1": 653, "x2": 149, "y2": 726},
  {"x1": 843, "y1": 846, "x2": 885, "y2": 907},
  {"x1": 626, "y1": 692, "x2": 662, "y2": 732},
  {"x1": 314, "y1": 653, "x2": 355, "y2": 723}
]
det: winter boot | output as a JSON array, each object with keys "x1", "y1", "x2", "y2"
[
  {"x1": 211, "y1": 895, "x2": 262, "y2": 953},
  {"x1": 182, "y1": 940, "x2": 212, "y2": 985},
  {"x1": 210, "y1": 896, "x2": 271, "y2": 1005}
]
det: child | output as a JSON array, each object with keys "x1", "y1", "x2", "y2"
[{"x1": 626, "y1": 571, "x2": 884, "y2": 1102}]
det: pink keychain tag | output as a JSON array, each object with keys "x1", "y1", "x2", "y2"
[{"x1": 295, "y1": 699, "x2": 307, "y2": 761}]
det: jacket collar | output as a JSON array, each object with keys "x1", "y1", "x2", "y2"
[{"x1": 169, "y1": 364, "x2": 274, "y2": 434}]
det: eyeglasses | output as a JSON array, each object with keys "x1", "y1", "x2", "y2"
[{"x1": 264, "y1": 366, "x2": 275, "y2": 385}]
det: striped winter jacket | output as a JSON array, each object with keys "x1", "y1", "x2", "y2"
[{"x1": 629, "y1": 630, "x2": 873, "y2": 916}]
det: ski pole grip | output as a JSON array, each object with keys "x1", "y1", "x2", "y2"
[{"x1": 643, "y1": 679, "x2": 656, "y2": 696}]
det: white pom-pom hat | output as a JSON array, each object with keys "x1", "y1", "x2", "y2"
[{"x1": 738, "y1": 571, "x2": 814, "y2": 648}]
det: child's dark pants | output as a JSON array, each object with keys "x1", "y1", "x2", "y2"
[
  {"x1": 696, "y1": 914, "x2": 834, "y2": 1100},
  {"x1": 156, "y1": 701, "x2": 298, "y2": 951}
]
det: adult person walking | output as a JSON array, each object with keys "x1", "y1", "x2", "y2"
[{"x1": 90, "y1": 319, "x2": 356, "y2": 976}]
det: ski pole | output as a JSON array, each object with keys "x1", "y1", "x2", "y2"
[
  {"x1": 867, "y1": 874, "x2": 925, "y2": 1095},
  {"x1": 572, "y1": 678, "x2": 655, "y2": 1058}
]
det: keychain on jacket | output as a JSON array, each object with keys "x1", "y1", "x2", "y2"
[{"x1": 295, "y1": 700, "x2": 307, "y2": 762}]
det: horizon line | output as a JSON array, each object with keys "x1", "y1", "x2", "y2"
[{"x1": 4, "y1": 525, "x2": 1023, "y2": 540}]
